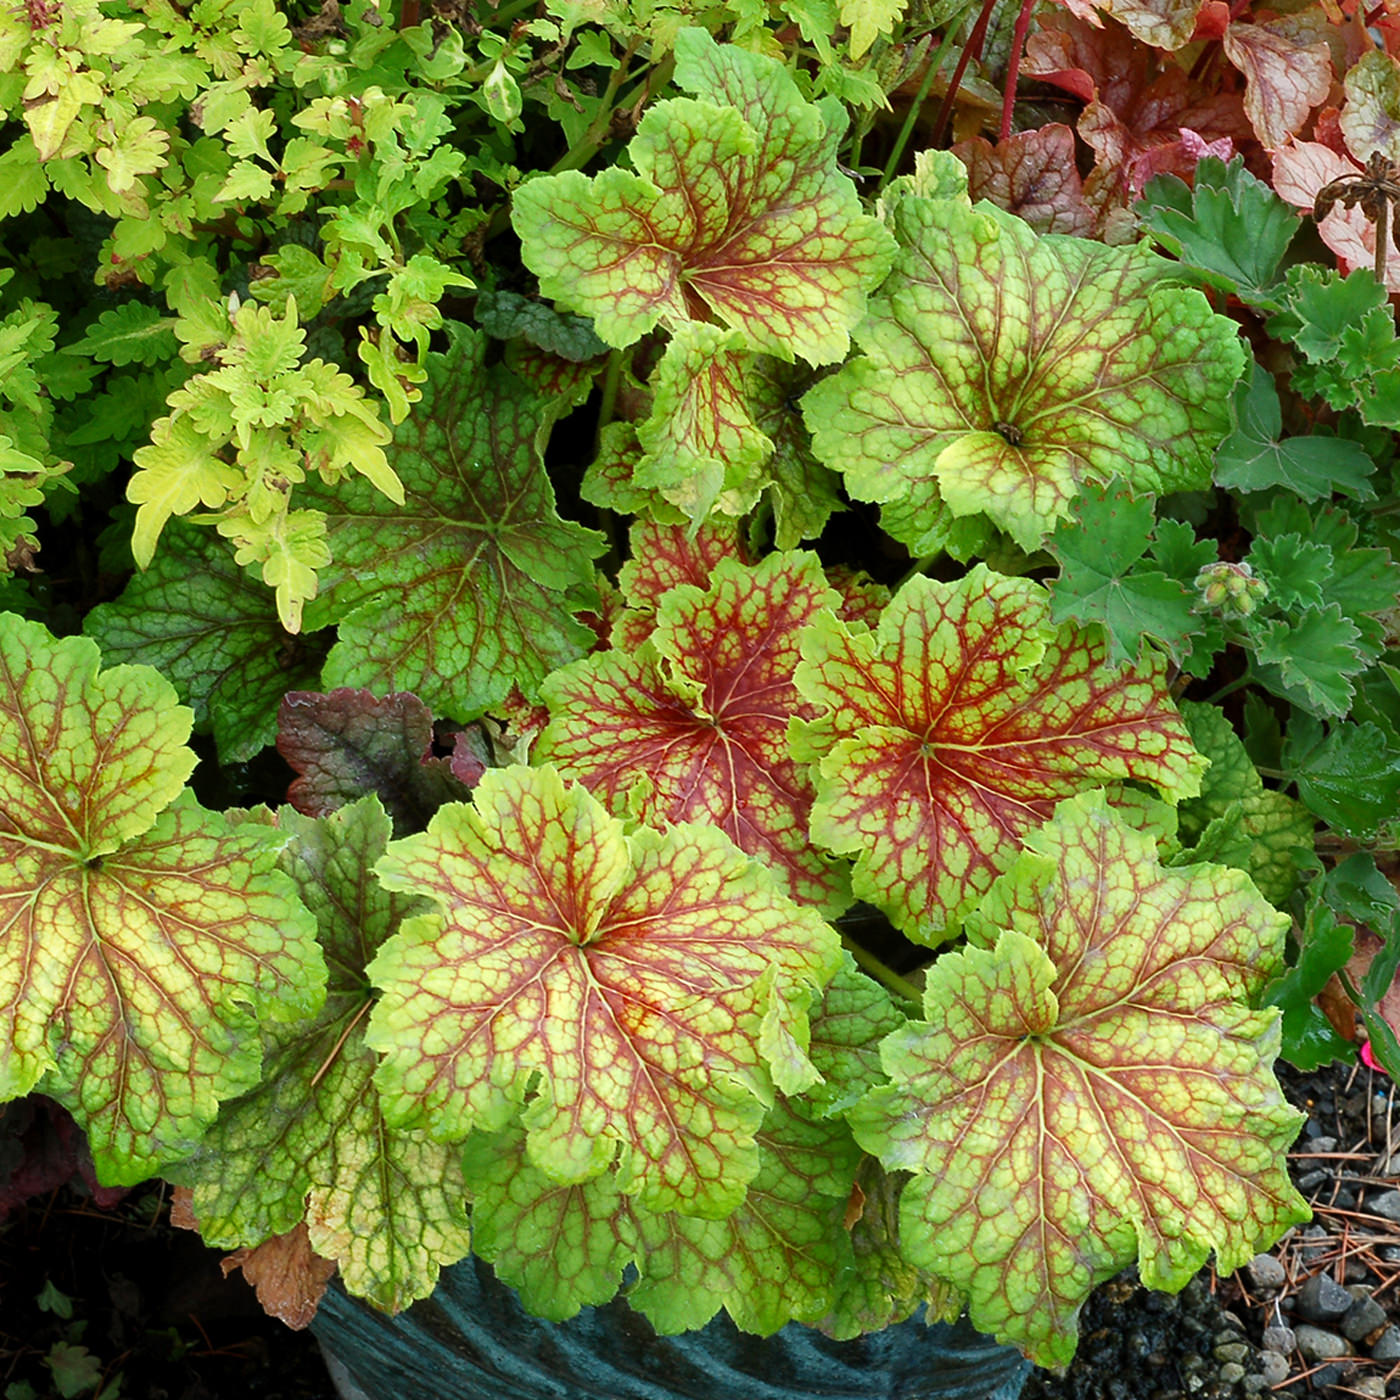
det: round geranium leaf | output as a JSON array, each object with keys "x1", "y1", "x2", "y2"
[
  {"x1": 366, "y1": 765, "x2": 842, "y2": 1219},
  {"x1": 850, "y1": 792, "x2": 1309, "y2": 1369}
]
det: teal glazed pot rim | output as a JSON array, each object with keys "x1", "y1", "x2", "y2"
[{"x1": 312, "y1": 1255, "x2": 1030, "y2": 1400}]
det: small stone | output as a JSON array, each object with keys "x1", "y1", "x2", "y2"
[
  {"x1": 1372, "y1": 1325, "x2": 1400, "y2": 1361},
  {"x1": 1297, "y1": 1272, "x2": 1353, "y2": 1323},
  {"x1": 1369, "y1": 1189, "x2": 1400, "y2": 1223},
  {"x1": 1263, "y1": 1325, "x2": 1296, "y2": 1353},
  {"x1": 1343, "y1": 1294, "x2": 1388, "y2": 1341},
  {"x1": 1343, "y1": 1254, "x2": 1369, "y2": 1280},
  {"x1": 1380, "y1": 1245, "x2": 1400, "y2": 1264},
  {"x1": 1351, "y1": 1378, "x2": 1386, "y2": 1399},
  {"x1": 1296, "y1": 1168, "x2": 1329, "y2": 1191},
  {"x1": 1259, "y1": 1349, "x2": 1290, "y2": 1385},
  {"x1": 1245, "y1": 1253, "x2": 1286, "y2": 1289},
  {"x1": 1294, "y1": 1324, "x2": 1353, "y2": 1361},
  {"x1": 1335, "y1": 1188, "x2": 1359, "y2": 1211},
  {"x1": 1213, "y1": 1341, "x2": 1250, "y2": 1364},
  {"x1": 1218, "y1": 1363, "x2": 1246, "y2": 1384},
  {"x1": 1311, "y1": 1361, "x2": 1349, "y2": 1388},
  {"x1": 1308, "y1": 1135, "x2": 1339, "y2": 1154}
]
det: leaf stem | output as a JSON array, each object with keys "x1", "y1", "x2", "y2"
[
  {"x1": 895, "y1": 554, "x2": 937, "y2": 589},
  {"x1": 1204, "y1": 665, "x2": 1257, "y2": 705},
  {"x1": 1377, "y1": 198, "x2": 1391, "y2": 286},
  {"x1": 879, "y1": 23, "x2": 963, "y2": 191},
  {"x1": 841, "y1": 933, "x2": 924, "y2": 1005},
  {"x1": 930, "y1": 0, "x2": 999, "y2": 149},
  {"x1": 998, "y1": 0, "x2": 1038, "y2": 142},
  {"x1": 594, "y1": 347, "x2": 624, "y2": 449}
]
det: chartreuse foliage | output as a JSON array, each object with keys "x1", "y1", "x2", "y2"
[
  {"x1": 852, "y1": 793, "x2": 1309, "y2": 1369},
  {"x1": 803, "y1": 157, "x2": 1245, "y2": 552},
  {"x1": 0, "y1": 615, "x2": 324, "y2": 1184},
  {"x1": 171, "y1": 797, "x2": 473, "y2": 1313},
  {"x1": 366, "y1": 765, "x2": 842, "y2": 1217},
  {"x1": 3, "y1": 0, "x2": 1373, "y2": 1373}
]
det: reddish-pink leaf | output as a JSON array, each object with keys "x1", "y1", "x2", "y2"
[
  {"x1": 536, "y1": 551, "x2": 850, "y2": 914},
  {"x1": 952, "y1": 125, "x2": 1096, "y2": 236},
  {"x1": 795, "y1": 567, "x2": 1205, "y2": 944},
  {"x1": 1222, "y1": 15, "x2": 1332, "y2": 151}
]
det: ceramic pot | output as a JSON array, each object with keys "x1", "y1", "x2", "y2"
[{"x1": 312, "y1": 1255, "x2": 1030, "y2": 1400}]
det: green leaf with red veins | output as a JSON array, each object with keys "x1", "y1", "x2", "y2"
[
  {"x1": 634, "y1": 323, "x2": 774, "y2": 525},
  {"x1": 535, "y1": 552, "x2": 851, "y2": 915},
  {"x1": 850, "y1": 791, "x2": 1309, "y2": 1369},
  {"x1": 802, "y1": 196, "x2": 1244, "y2": 552},
  {"x1": 806, "y1": 957, "x2": 909, "y2": 1118},
  {"x1": 172, "y1": 798, "x2": 473, "y2": 1312},
  {"x1": 366, "y1": 765, "x2": 841, "y2": 1217},
  {"x1": 816, "y1": 1157, "x2": 962, "y2": 1341},
  {"x1": 301, "y1": 328, "x2": 605, "y2": 720},
  {"x1": 464, "y1": 1096, "x2": 861, "y2": 1334},
  {"x1": 793, "y1": 567, "x2": 1205, "y2": 945},
  {"x1": 0, "y1": 615, "x2": 323, "y2": 1184},
  {"x1": 511, "y1": 28, "x2": 894, "y2": 364}
]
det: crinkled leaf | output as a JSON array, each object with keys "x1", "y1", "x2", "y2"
[
  {"x1": 1246, "y1": 534, "x2": 1331, "y2": 612},
  {"x1": 474, "y1": 289, "x2": 608, "y2": 362},
  {"x1": 1214, "y1": 363, "x2": 1375, "y2": 501},
  {"x1": 367, "y1": 766, "x2": 841, "y2": 1217},
  {"x1": 1253, "y1": 605, "x2": 1364, "y2": 718},
  {"x1": 633, "y1": 323, "x2": 773, "y2": 524},
  {"x1": 805, "y1": 955, "x2": 909, "y2": 1117},
  {"x1": 851, "y1": 792, "x2": 1308, "y2": 1370},
  {"x1": 277, "y1": 689, "x2": 484, "y2": 836},
  {"x1": 1174, "y1": 701, "x2": 1314, "y2": 905},
  {"x1": 951, "y1": 126, "x2": 1095, "y2": 236},
  {"x1": 748, "y1": 358, "x2": 843, "y2": 547},
  {"x1": 303, "y1": 327, "x2": 605, "y2": 718},
  {"x1": 803, "y1": 194, "x2": 1244, "y2": 551},
  {"x1": 1221, "y1": 16, "x2": 1331, "y2": 152},
  {"x1": 0, "y1": 615, "x2": 324, "y2": 1183},
  {"x1": 815, "y1": 1157, "x2": 960, "y2": 1341},
  {"x1": 537, "y1": 551, "x2": 849, "y2": 914},
  {"x1": 464, "y1": 1096, "x2": 861, "y2": 1334},
  {"x1": 83, "y1": 521, "x2": 328, "y2": 764},
  {"x1": 1048, "y1": 480, "x2": 1202, "y2": 665},
  {"x1": 172, "y1": 798, "x2": 472, "y2": 1313},
  {"x1": 512, "y1": 28, "x2": 893, "y2": 364},
  {"x1": 1137, "y1": 156, "x2": 1300, "y2": 308},
  {"x1": 794, "y1": 567, "x2": 1205, "y2": 944}
]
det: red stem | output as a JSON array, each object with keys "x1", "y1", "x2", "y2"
[
  {"x1": 931, "y1": 0, "x2": 1001, "y2": 147},
  {"x1": 999, "y1": 0, "x2": 1038, "y2": 143}
]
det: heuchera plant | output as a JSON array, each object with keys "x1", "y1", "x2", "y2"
[{"x1": 5, "y1": 0, "x2": 1400, "y2": 1378}]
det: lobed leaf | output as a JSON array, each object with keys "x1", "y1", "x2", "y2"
[
  {"x1": 536, "y1": 551, "x2": 851, "y2": 914},
  {"x1": 303, "y1": 327, "x2": 605, "y2": 719},
  {"x1": 803, "y1": 193, "x2": 1244, "y2": 551},
  {"x1": 366, "y1": 766, "x2": 841, "y2": 1218},
  {"x1": 1, "y1": 614, "x2": 324, "y2": 1183},
  {"x1": 511, "y1": 28, "x2": 893, "y2": 365},
  {"x1": 794, "y1": 566, "x2": 1205, "y2": 944},
  {"x1": 172, "y1": 798, "x2": 472, "y2": 1313},
  {"x1": 851, "y1": 792, "x2": 1308, "y2": 1369}
]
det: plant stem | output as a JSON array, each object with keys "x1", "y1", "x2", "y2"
[
  {"x1": 1205, "y1": 665, "x2": 1256, "y2": 705},
  {"x1": 1377, "y1": 198, "x2": 1391, "y2": 286},
  {"x1": 841, "y1": 934, "x2": 924, "y2": 1005},
  {"x1": 594, "y1": 347, "x2": 624, "y2": 449},
  {"x1": 930, "y1": 0, "x2": 999, "y2": 149},
  {"x1": 895, "y1": 554, "x2": 936, "y2": 588},
  {"x1": 879, "y1": 23, "x2": 963, "y2": 191},
  {"x1": 999, "y1": 0, "x2": 1038, "y2": 142}
]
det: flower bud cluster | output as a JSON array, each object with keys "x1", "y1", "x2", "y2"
[{"x1": 1194, "y1": 561, "x2": 1267, "y2": 617}]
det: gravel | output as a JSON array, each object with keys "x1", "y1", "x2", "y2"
[{"x1": 1024, "y1": 1056, "x2": 1400, "y2": 1400}]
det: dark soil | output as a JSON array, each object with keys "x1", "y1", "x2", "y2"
[{"x1": 2, "y1": 1056, "x2": 1394, "y2": 1400}]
